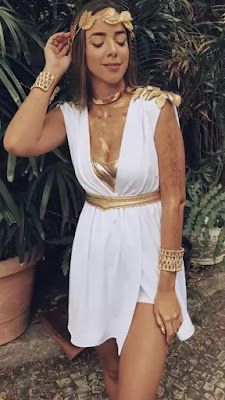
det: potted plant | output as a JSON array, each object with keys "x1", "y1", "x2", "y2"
[
  {"x1": 0, "y1": 177, "x2": 45, "y2": 345},
  {"x1": 183, "y1": 152, "x2": 225, "y2": 266},
  {"x1": 0, "y1": 2, "x2": 86, "y2": 344},
  {"x1": 0, "y1": 123, "x2": 85, "y2": 344},
  {"x1": 184, "y1": 181, "x2": 225, "y2": 266}
]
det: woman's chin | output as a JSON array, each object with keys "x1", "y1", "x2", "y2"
[{"x1": 100, "y1": 75, "x2": 125, "y2": 86}]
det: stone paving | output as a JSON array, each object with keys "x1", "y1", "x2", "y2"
[{"x1": 0, "y1": 265, "x2": 225, "y2": 400}]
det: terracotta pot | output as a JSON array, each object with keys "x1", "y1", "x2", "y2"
[{"x1": 0, "y1": 246, "x2": 43, "y2": 345}]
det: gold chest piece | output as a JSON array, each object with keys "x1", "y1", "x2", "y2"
[{"x1": 92, "y1": 158, "x2": 118, "y2": 191}]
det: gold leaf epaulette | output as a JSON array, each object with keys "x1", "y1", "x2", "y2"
[{"x1": 127, "y1": 86, "x2": 181, "y2": 109}]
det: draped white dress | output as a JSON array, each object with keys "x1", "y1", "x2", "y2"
[{"x1": 60, "y1": 92, "x2": 195, "y2": 355}]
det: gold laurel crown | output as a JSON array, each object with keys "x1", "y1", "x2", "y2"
[{"x1": 78, "y1": 7, "x2": 133, "y2": 32}]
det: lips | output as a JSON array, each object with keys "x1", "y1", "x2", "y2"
[{"x1": 103, "y1": 63, "x2": 122, "y2": 71}]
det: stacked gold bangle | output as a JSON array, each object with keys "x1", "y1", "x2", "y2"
[
  {"x1": 159, "y1": 247, "x2": 184, "y2": 272},
  {"x1": 30, "y1": 70, "x2": 60, "y2": 103}
]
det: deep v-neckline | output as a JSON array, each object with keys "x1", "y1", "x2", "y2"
[{"x1": 86, "y1": 96, "x2": 134, "y2": 193}]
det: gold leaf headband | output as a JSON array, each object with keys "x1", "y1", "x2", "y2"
[{"x1": 71, "y1": 7, "x2": 133, "y2": 40}]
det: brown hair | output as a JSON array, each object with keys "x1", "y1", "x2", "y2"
[{"x1": 70, "y1": 0, "x2": 138, "y2": 109}]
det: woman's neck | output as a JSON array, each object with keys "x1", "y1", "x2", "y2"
[{"x1": 91, "y1": 78, "x2": 126, "y2": 100}]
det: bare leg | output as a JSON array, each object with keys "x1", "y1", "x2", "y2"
[
  {"x1": 95, "y1": 338, "x2": 119, "y2": 400},
  {"x1": 118, "y1": 303, "x2": 168, "y2": 400}
]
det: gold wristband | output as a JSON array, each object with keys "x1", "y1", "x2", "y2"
[
  {"x1": 159, "y1": 247, "x2": 184, "y2": 272},
  {"x1": 31, "y1": 71, "x2": 60, "y2": 103},
  {"x1": 31, "y1": 71, "x2": 55, "y2": 92}
]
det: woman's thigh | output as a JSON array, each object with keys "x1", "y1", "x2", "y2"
[{"x1": 118, "y1": 303, "x2": 168, "y2": 400}]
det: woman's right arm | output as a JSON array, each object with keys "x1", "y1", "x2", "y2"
[{"x1": 3, "y1": 31, "x2": 72, "y2": 157}]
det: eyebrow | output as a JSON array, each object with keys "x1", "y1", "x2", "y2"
[{"x1": 89, "y1": 30, "x2": 126, "y2": 38}]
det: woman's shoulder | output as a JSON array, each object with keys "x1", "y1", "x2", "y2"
[
  {"x1": 55, "y1": 100, "x2": 83, "y2": 116},
  {"x1": 127, "y1": 85, "x2": 181, "y2": 109}
]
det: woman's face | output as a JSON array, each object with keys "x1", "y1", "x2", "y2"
[{"x1": 85, "y1": 14, "x2": 130, "y2": 86}]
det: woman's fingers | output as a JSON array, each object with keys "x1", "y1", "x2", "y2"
[
  {"x1": 53, "y1": 37, "x2": 69, "y2": 47},
  {"x1": 55, "y1": 42, "x2": 65, "y2": 52},
  {"x1": 154, "y1": 312, "x2": 166, "y2": 335},
  {"x1": 164, "y1": 321, "x2": 174, "y2": 345},
  {"x1": 44, "y1": 32, "x2": 72, "y2": 74},
  {"x1": 59, "y1": 44, "x2": 71, "y2": 57},
  {"x1": 162, "y1": 312, "x2": 183, "y2": 344},
  {"x1": 171, "y1": 313, "x2": 183, "y2": 336},
  {"x1": 47, "y1": 32, "x2": 71, "y2": 48},
  {"x1": 49, "y1": 40, "x2": 71, "y2": 57},
  {"x1": 172, "y1": 319, "x2": 180, "y2": 335},
  {"x1": 50, "y1": 31, "x2": 71, "y2": 40}
]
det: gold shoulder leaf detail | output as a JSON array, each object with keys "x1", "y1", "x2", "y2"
[{"x1": 132, "y1": 86, "x2": 181, "y2": 108}]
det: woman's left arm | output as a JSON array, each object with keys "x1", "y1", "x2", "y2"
[{"x1": 154, "y1": 99, "x2": 185, "y2": 345}]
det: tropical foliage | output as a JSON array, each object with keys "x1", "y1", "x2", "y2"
[
  {"x1": 0, "y1": 0, "x2": 225, "y2": 262},
  {"x1": 184, "y1": 182, "x2": 225, "y2": 258}
]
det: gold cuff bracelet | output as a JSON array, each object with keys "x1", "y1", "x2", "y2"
[
  {"x1": 31, "y1": 71, "x2": 59, "y2": 103},
  {"x1": 159, "y1": 247, "x2": 184, "y2": 272}
]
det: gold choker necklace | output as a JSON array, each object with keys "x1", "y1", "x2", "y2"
[{"x1": 92, "y1": 87, "x2": 126, "y2": 105}]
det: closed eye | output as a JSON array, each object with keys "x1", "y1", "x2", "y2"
[
  {"x1": 92, "y1": 41, "x2": 127, "y2": 48},
  {"x1": 117, "y1": 41, "x2": 126, "y2": 46},
  {"x1": 92, "y1": 43, "x2": 104, "y2": 48}
]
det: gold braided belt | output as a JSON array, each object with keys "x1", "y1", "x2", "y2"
[{"x1": 86, "y1": 189, "x2": 160, "y2": 210}]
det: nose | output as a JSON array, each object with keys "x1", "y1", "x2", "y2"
[{"x1": 106, "y1": 38, "x2": 118, "y2": 58}]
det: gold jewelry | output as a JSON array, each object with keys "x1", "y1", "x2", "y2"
[
  {"x1": 86, "y1": 189, "x2": 160, "y2": 210},
  {"x1": 78, "y1": 7, "x2": 133, "y2": 32},
  {"x1": 159, "y1": 247, "x2": 184, "y2": 272},
  {"x1": 129, "y1": 86, "x2": 182, "y2": 109},
  {"x1": 92, "y1": 86, "x2": 126, "y2": 105},
  {"x1": 31, "y1": 71, "x2": 55, "y2": 92},
  {"x1": 31, "y1": 71, "x2": 60, "y2": 103}
]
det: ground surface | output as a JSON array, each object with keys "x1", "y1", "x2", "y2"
[{"x1": 0, "y1": 264, "x2": 225, "y2": 400}]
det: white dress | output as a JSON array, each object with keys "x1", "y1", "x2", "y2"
[{"x1": 60, "y1": 89, "x2": 195, "y2": 356}]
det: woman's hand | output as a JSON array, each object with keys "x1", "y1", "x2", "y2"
[
  {"x1": 44, "y1": 32, "x2": 72, "y2": 79},
  {"x1": 154, "y1": 289, "x2": 183, "y2": 345}
]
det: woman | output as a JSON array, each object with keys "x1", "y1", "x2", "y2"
[{"x1": 4, "y1": 1, "x2": 195, "y2": 399}]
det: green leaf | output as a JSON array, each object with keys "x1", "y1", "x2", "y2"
[
  {"x1": 1, "y1": 224, "x2": 17, "y2": 256},
  {"x1": 0, "y1": 179, "x2": 19, "y2": 223},
  {"x1": 45, "y1": 236, "x2": 73, "y2": 245},
  {"x1": 28, "y1": 204, "x2": 45, "y2": 240},
  {"x1": 0, "y1": 21, "x2": 6, "y2": 57},
  {"x1": 0, "y1": 64, "x2": 22, "y2": 106},
  {"x1": 19, "y1": 200, "x2": 25, "y2": 247},
  {"x1": 2, "y1": 65, "x2": 26, "y2": 103},
  {"x1": 40, "y1": 170, "x2": 55, "y2": 221},
  {"x1": 56, "y1": 173, "x2": 69, "y2": 234},
  {"x1": 63, "y1": 174, "x2": 79, "y2": 218},
  {"x1": 0, "y1": 8, "x2": 21, "y2": 55},
  {"x1": 21, "y1": 24, "x2": 44, "y2": 48},
  {"x1": 0, "y1": 197, "x2": 17, "y2": 226},
  {"x1": 18, "y1": 200, "x2": 25, "y2": 263},
  {"x1": 39, "y1": 155, "x2": 45, "y2": 173},
  {"x1": 52, "y1": 148, "x2": 70, "y2": 163},
  {"x1": 27, "y1": 175, "x2": 41, "y2": 209},
  {"x1": 7, "y1": 154, "x2": 17, "y2": 182},
  {"x1": 142, "y1": 27, "x2": 155, "y2": 41},
  {"x1": 29, "y1": 157, "x2": 39, "y2": 178}
]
